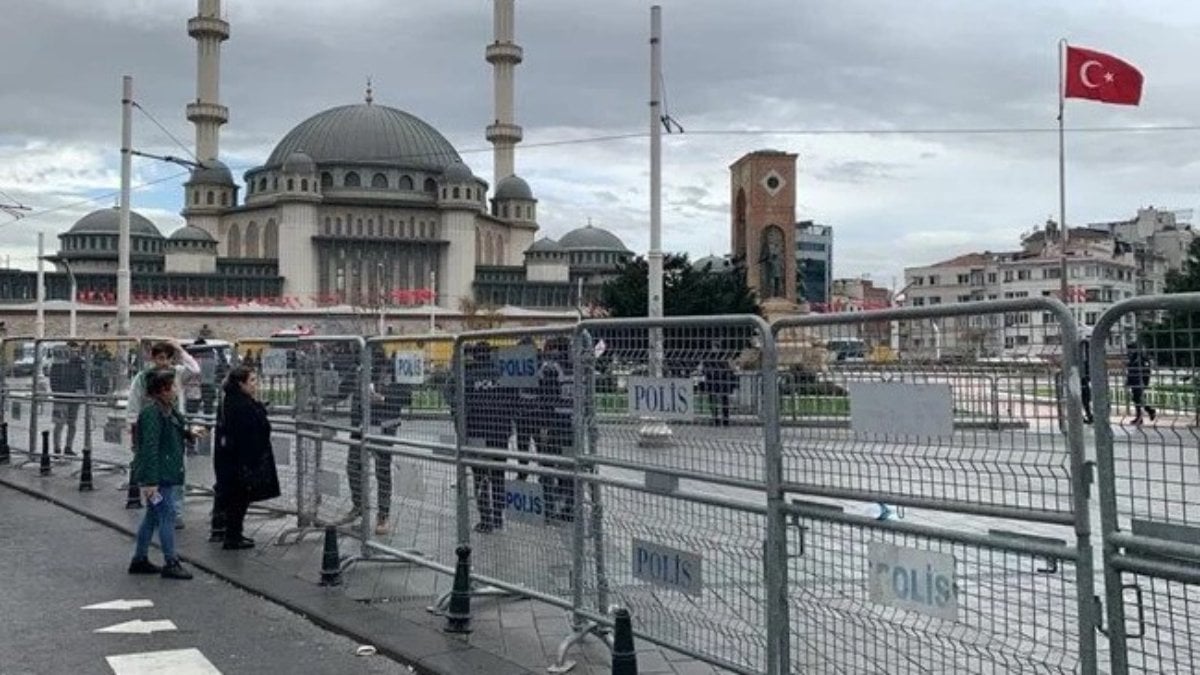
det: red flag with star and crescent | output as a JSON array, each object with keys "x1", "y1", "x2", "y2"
[{"x1": 1064, "y1": 45, "x2": 1143, "y2": 106}]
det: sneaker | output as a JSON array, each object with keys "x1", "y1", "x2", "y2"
[
  {"x1": 128, "y1": 558, "x2": 162, "y2": 575},
  {"x1": 222, "y1": 537, "x2": 255, "y2": 550},
  {"x1": 1148, "y1": 407, "x2": 1158, "y2": 421},
  {"x1": 374, "y1": 518, "x2": 391, "y2": 536},
  {"x1": 161, "y1": 560, "x2": 193, "y2": 580}
]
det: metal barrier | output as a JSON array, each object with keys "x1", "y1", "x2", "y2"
[
  {"x1": 773, "y1": 299, "x2": 1097, "y2": 674},
  {"x1": 1091, "y1": 293, "x2": 1200, "y2": 675}
]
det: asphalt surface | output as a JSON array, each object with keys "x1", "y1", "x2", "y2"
[{"x1": 0, "y1": 485, "x2": 414, "y2": 675}]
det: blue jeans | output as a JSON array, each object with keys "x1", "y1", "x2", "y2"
[{"x1": 133, "y1": 484, "x2": 177, "y2": 562}]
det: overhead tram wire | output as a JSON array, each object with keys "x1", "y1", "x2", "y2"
[
  {"x1": 0, "y1": 171, "x2": 190, "y2": 230},
  {"x1": 131, "y1": 100, "x2": 200, "y2": 163}
]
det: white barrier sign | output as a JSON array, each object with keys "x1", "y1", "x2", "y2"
[
  {"x1": 504, "y1": 479, "x2": 545, "y2": 526},
  {"x1": 627, "y1": 377, "x2": 695, "y2": 420},
  {"x1": 868, "y1": 542, "x2": 957, "y2": 621},
  {"x1": 848, "y1": 382, "x2": 953, "y2": 439},
  {"x1": 393, "y1": 351, "x2": 426, "y2": 384},
  {"x1": 495, "y1": 345, "x2": 539, "y2": 387},
  {"x1": 261, "y1": 348, "x2": 290, "y2": 376},
  {"x1": 632, "y1": 538, "x2": 703, "y2": 596}
]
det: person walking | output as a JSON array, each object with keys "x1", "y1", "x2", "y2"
[
  {"x1": 128, "y1": 370, "x2": 202, "y2": 579},
  {"x1": 1126, "y1": 343, "x2": 1157, "y2": 425},
  {"x1": 536, "y1": 336, "x2": 576, "y2": 523},
  {"x1": 211, "y1": 366, "x2": 280, "y2": 550},
  {"x1": 450, "y1": 341, "x2": 508, "y2": 533},
  {"x1": 49, "y1": 343, "x2": 85, "y2": 455},
  {"x1": 341, "y1": 350, "x2": 394, "y2": 536},
  {"x1": 700, "y1": 339, "x2": 737, "y2": 427}
]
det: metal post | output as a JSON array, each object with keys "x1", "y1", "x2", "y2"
[
  {"x1": 63, "y1": 260, "x2": 77, "y2": 338},
  {"x1": 35, "y1": 232, "x2": 45, "y2": 339},
  {"x1": 28, "y1": 339, "x2": 42, "y2": 460},
  {"x1": 639, "y1": 4, "x2": 672, "y2": 446},
  {"x1": 429, "y1": 270, "x2": 437, "y2": 333},
  {"x1": 357, "y1": 339, "x2": 372, "y2": 555},
  {"x1": 761, "y1": 322, "x2": 790, "y2": 675},
  {"x1": 453, "y1": 339, "x2": 470, "y2": 546},
  {"x1": 1058, "y1": 39, "x2": 1071, "y2": 307},
  {"x1": 117, "y1": 75, "x2": 133, "y2": 337}
]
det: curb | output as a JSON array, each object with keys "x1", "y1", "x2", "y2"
[{"x1": 0, "y1": 470, "x2": 534, "y2": 675}]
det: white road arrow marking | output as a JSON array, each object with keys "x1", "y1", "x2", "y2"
[
  {"x1": 94, "y1": 619, "x2": 178, "y2": 635},
  {"x1": 106, "y1": 648, "x2": 222, "y2": 674},
  {"x1": 82, "y1": 599, "x2": 155, "y2": 611}
]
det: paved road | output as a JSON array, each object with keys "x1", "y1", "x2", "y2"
[{"x1": 0, "y1": 485, "x2": 414, "y2": 675}]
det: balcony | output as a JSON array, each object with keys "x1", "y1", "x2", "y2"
[
  {"x1": 486, "y1": 123, "x2": 523, "y2": 144},
  {"x1": 186, "y1": 102, "x2": 229, "y2": 124},
  {"x1": 485, "y1": 42, "x2": 523, "y2": 65},
  {"x1": 187, "y1": 16, "x2": 230, "y2": 40}
]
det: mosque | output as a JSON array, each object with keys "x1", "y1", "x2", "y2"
[{"x1": 0, "y1": 0, "x2": 632, "y2": 311}]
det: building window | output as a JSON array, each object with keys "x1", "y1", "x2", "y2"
[
  {"x1": 987, "y1": 273, "x2": 997, "y2": 283},
  {"x1": 206, "y1": 190, "x2": 215, "y2": 205},
  {"x1": 1017, "y1": 269, "x2": 1031, "y2": 280},
  {"x1": 192, "y1": 190, "x2": 200, "y2": 205},
  {"x1": 301, "y1": 178, "x2": 309, "y2": 192},
  {"x1": 258, "y1": 178, "x2": 267, "y2": 192},
  {"x1": 273, "y1": 177, "x2": 279, "y2": 190},
  {"x1": 957, "y1": 274, "x2": 969, "y2": 284},
  {"x1": 371, "y1": 173, "x2": 388, "y2": 189},
  {"x1": 1004, "y1": 270, "x2": 1014, "y2": 282},
  {"x1": 287, "y1": 178, "x2": 294, "y2": 191},
  {"x1": 356, "y1": 219, "x2": 363, "y2": 236},
  {"x1": 424, "y1": 177, "x2": 437, "y2": 193},
  {"x1": 502, "y1": 204, "x2": 509, "y2": 219},
  {"x1": 453, "y1": 187, "x2": 461, "y2": 199},
  {"x1": 321, "y1": 172, "x2": 333, "y2": 189},
  {"x1": 220, "y1": 192, "x2": 228, "y2": 206},
  {"x1": 368, "y1": 219, "x2": 375, "y2": 237},
  {"x1": 399, "y1": 175, "x2": 414, "y2": 191},
  {"x1": 335, "y1": 218, "x2": 343, "y2": 235},
  {"x1": 344, "y1": 172, "x2": 360, "y2": 188},
  {"x1": 1043, "y1": 267, "x2": 1061, "y2": 279},
  {"x1": 227, "y1": 223, "x2": 241, "y2": 257},
  {"x1": 388, "y1": 219, "x2": 395, "y2": 236}
]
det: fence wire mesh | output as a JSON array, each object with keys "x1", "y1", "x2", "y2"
[
  {"x1": 1093, "y1": 299, "x2": 1200, "y2": 675},
  {"x1": 773, "y1": 304, "x2": 1080, "y2": 519}
]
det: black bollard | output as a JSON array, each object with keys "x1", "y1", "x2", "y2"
[
  {"x1": 78, "y1": 449, "x2": 94, "y2": 491},
  {"x1": 610, "y1": 607, "x2": 638, "y2": 675},
  {"x1": 443, "y1": 545, "x2": 473, "y2": 634},
  {"x1": 0, "y1": 421, "x2": 10, "y2": 465},
  {"x1": 38, "y1": 430, "x2": 50, "y2": 476},
  {"x1": 319, "y1": 526, "x2": 342, "y2": 587},
  {"x1": 124, "y1": 481, "x2": 142, "y2": 509}
]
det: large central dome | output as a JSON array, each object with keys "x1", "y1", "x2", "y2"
[{"x1": 265, "y1": 104, "x2": 462, "y2": 172}]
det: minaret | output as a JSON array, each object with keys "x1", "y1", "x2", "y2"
[
  {"x1": 187, "y1": 0, "x2": 229, "y2": 163},
  {"x1": 486, "y1": 0, "x2": 523, "y2": 183}
]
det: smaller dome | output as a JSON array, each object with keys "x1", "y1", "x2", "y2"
[
  {"x1": 282, "y1": 151, "x2": 316, "y2": 174},
  {"x1": 526, "y1": 237, "x2": 564, "y2": 254},
  {"x1": 495, "y1": 175, "x2": 534, "y2": 201},
  {"x1": 169, "y1": 225, "x2": 215, "y2": 243},
  {"x1": 441, "y1": 161, "x2": 475, "y2": 183},
  {"x1": 693, "y1": 255, "x2": 732, "y2": 272},
  {"x1": 188, "y1": 159, "x2": 235, "y2": 186},
  {"x1": 66, "y1": 207, "x2": 162, "y2": 238},
  {"x1": 559, "y1": 224, "x2": 629, "y2": 252}
]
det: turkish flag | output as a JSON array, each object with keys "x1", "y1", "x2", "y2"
[{"x1": 1064, "y1": 45, "x2": 1143, "y2": 106}]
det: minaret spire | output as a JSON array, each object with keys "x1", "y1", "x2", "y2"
[
  {"x1": 187, "y1": 0, "x2": 230, "y2": 163},
  {"x1": 365, "y1": 77, "x2": 374, "y2": 105},
  {"x1": 486, "y1": 0, "x2": 523, "y2": 183}
]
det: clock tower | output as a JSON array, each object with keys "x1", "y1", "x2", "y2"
[{"x1": 730, "y1": 150, "x2": 799, "y2": 307}]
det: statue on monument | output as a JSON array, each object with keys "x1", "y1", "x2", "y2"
[{"x1": 759, "y1": 226, "x2": 785, "y2": 299}]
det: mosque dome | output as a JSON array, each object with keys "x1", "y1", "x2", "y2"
[
  {"x1": 187, "y1": 159, "x2": 235, "y2": 186},
  {"x1": 66, "y1": 207, "x2": 162, "y2": 238},
  {"x1": 559, "y1": 224, "x2": 628, "y2": 252},
  {"x1": 265, "y1": 104, "x2": 462, "y2": 172},
  {"x1": 281, "y1": 151, "x2": 316, "y2": 174},
  {"x1": 441, "y1": 160, "x2": 475, "y2": 183},
  {"x1": 526, "y1": 237, "x2": 564, "y2": 253},
  {"x1": 494, "y1": 175, "x2": 534, "y2": 201},
  {"x1": 169, "y1": 225, "x2": 216, "y2": 242}
]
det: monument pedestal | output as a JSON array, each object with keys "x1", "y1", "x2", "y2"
[{"x1": 760, "y1": 298, "x2": 806, "y2": 324}]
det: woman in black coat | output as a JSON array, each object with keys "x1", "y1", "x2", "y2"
[{"x1": 212, "y1": 365, "x2": 281, "y2": 550}]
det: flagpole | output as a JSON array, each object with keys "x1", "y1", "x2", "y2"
[{"x1": 1058, "y1": 38, "x2": 1070, "y2": 308}]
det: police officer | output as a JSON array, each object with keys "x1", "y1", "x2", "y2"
[
  {"x1": 451, "y1": 341, "x2": 509, "y2": 532},
  {"x1": 536, "y1": 336, "x2": 575, "y2": 523},
  {"x1": 512, "y1": 336, "x2": 538, "y2": 481}
]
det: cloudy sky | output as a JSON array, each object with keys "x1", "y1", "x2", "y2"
[{"x1": 1, "y1": 0, "x2": 1198, "y2": 289}]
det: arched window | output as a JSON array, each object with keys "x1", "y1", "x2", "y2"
[
  {"x1": 441, "y1": 188, "x2": 447, "y2": 199},
  {"x1": 320, "y1": 172, "x2": 333, "y2": 189},
  {"x1": 206, "y1": 190, "x2": 215, "y2": 205},
  {"x1": 264, "y1": 220, "x2": 279, "y2": 258},
  {"x1": 301, "y1": 178, "x2": 309, "y2": 192},
  {"x1": 371, "y1": 173, "x2": 388, "y2": 189},
  {"x1": 485, "y1": 234, "x2": 495, "y2": 265},
  {"x1": 368, "y1": 219, "x2": 375, "y2": 237},
  {"x1": 335, "y1": 218, "x2": 343, "y2": 235},
  {"x1": 344, "y1": 172, "x2": 361, "y2": 188},
  {"x1": 192, "y1": 190, "x2": 200, "y2": 205},
  {"x1": 452, "y1": 187, "x2": 461, "y2": 200},
  {"x1": 324, "y1": 217, "x2": 332, "y2": 235},
  {"x1": 399, "y1": 175, "x2": 414, "y2": 191},
  {"x1": 356, "y1": 219, "x2": 363, "y2": 236},
  {"x1": 227, "y1": 223, "x2": 241, "y2": 257},
  {"x1": 387, "y1": 219, "x2": 395, "y2": 236},
  {"x1": 287, "y1": 178, "x2": 294, "y2": 191},
  {"x1": 244, "y1": 221, "x2": 260, "y2": 258},
  {"x1": 258, "y1": 178, "x2": 267, "y2": 192},
  {"x1": 502, "y1": 204, "x2": 509, "y2": 218},
  {"x1": 464, "y1": 188, "x2": 472, "y2": 200},
  {"x1": 272, "y1": 177, "x2": 279, "y2": 190},
  {"x1": 220, "y1": 192, "x2": 228, "y2": 206},
  {"x1": 423, "y1": 178, "x2": 436, "y2": 193}
]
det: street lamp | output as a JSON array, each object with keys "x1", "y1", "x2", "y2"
[{"x1": 42, "y1": 255, "x2": 78, "y2": 338}]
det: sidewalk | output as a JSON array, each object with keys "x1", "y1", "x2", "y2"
[{"x1": 0, "y1": 457, "x2": 718, "y2": 675}]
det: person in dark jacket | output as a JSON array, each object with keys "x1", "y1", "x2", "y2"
[
  {"x1": 128, "y1": 370, "x2": 201, "y2": 580},
  {"x1": 1126, "y1": 344, "x2": 1157, "y2": 425},
  {"x1": 512, "y1": 336, "x2": 538, "y2": 481},
  {"x1": 49, "y1": 343, "x2": 86, "y2": 455},
  {"x1": 450, "y1": 341, "x2": 509, "y2": 532},
  {"x1": 536, "y1": 336, "x2": 576, "y2": 523},
  {"x1": 1079, "y1": 338, "x2": 1094, "y2": 425},
  {"x1": 700, "y1": 339, "x2": 737, "y2": 427},
  {"x1": 340, "y1": 350, "x2": 394, "y2": 535},
  {"x1": 211, "y1": 366, "x2": 281, "y2": 550}
]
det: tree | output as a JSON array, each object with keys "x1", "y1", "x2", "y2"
[
  {"x1": 1140, "y1": 238, "x2": 1200, "y2": 367},
  {"x1": 595, "y1": 253, "x2": 759, "y2": 372}
]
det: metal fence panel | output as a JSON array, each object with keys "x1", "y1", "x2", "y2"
[{"x1": 1091, "y1": 294, "x2": 1200, "y2": 675}]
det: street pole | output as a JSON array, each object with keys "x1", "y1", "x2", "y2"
[
  {"x1": 63, "y1": 260, "x2": 77, "y2": 338},
  {"x1": 377, "y1": 262, "x2": 385, "y2": 336},
  {"x1": 117, "y1": 75, "x2": 133, "y2": 337},
  {"x1": 429, "y1": 269, "x2": 437, "y2": 333},
  {"x1": 35, "y1": 232, "x2": 45, "y2": 339},
  {"x1": 639, "y1": 5, "x2": 672, "y2": 447}
]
